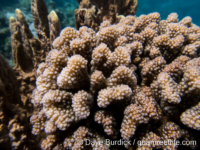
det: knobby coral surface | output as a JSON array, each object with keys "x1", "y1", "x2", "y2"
[
  {"x1": 0, "y1": 54, "x2": 37, "y2": 150},
  {"x1": 29, "y1": 11, "x2": 200, "y2": 150}
]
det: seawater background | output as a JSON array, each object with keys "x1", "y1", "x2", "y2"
[
  {"x1": 137, "y1": 0, "x2": 200, "y2": 26},
  {"x1": 0, "y1": 0, "x2": 199, "y2": 66}
]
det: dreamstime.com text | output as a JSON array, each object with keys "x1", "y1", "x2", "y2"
[{"x1": 77, "y1": 139, "x2": 197, "y2": 147}]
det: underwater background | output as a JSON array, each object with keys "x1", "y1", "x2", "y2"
[
  {"x1": 136, "y1": 0, "x2": 200, "y2": 26},
  {"x1": 0, "y1": 0, "x2": 199, "y2": 65}
]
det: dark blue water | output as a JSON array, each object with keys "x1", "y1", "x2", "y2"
[{"x1": 136, "y1": 0, "x2": 200, "y2": 26}]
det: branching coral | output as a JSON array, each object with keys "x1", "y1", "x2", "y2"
[
  {"x1": 97, "y1": 85, "x2": 132, "y2": 108},
  {"x1": 180, "y1": 102, "x2": 200, "y2": 130},
  {"x1": 30, "y1": 110, "x2": 47, "y2": 135},
  {"x1": 9, "y1": 0, "x2": 61, "y2": 108},
  {"x1": 0, "y1": 54, "x2": 20, "y2": 149},
  {"x1": 63, "y1": 126, "x2": 109, "y2": 150},
  {"x1": 161, "y1": 122, "x2": 182, "y2": 150},
  {"x1": 41, "y1": 90, "x2": 77, "y2": 131},
  {"x1": 136, "y1": 132, "x2": 162, "y2": 150},
  {"x1": 7, "y1": 1, "x2": 61, "y2": 149},
  {"x1": 72, "y1": 90, "x2": 93, "y2": 119},
  {"x1": 0, "y1": 54, "x2": 37, "y2": 150},
  {"x1": 121, "y1": 87, "x2": 162, "y2": 142},
  {"x1": 75, "y1": 0, "x2": 138, "y2": 31},
  {"x1": 25, "y1": 11, "x2": 200, "y2": 150},
  {"x1": 94, "y1": 110, "x2": 118, "y2": 139},
  {"x1": 57, "y1": 55, "x2": 89, "y2": 89}
]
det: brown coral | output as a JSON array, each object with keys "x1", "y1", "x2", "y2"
[
  {"x1": 72, "y1": 90, "x2": 93, "y2": 119},
  {"x1": 97, "y1": 85, "x2": 132, "y2": 108},
  {"x1": 94, "y1": 110, "x2": 118, "y2": 139},
  {"x1": 0, "y1": 54, "x2": 21, "y2": 149},
  {"x1": 9, "y1": 0, "x2": 61, "y2": 108},
  {"x1": 75, "y1": 0, "x2": 138, "y2": 31},
  {"x1": 63, "y1": 126, "x2": 109, "y2": 150},
  {"x1": 136, "y1": 132, "x2": 162, "y2": 150},
  {"x1": 180, "y1": 102, "x2": 200, "y2": 130},
  {"x1": 57, "y1": 55, "x2": 89, "y2": 89},
  {"x1": 161, "y1": 122, "x2": 182, "y2": 150},
  {"x1": 28, "y1": 11, "x2": 200, "y2": 150}
]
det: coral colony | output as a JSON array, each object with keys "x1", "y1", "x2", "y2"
[{"x1": 0, "y1": 0, "x2": 200, "y2": 149}]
